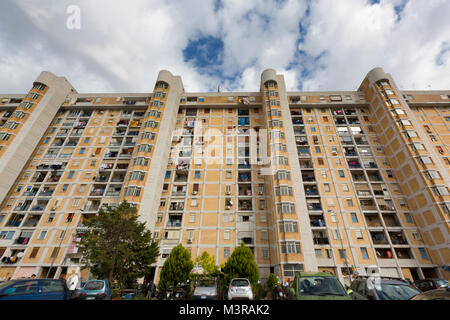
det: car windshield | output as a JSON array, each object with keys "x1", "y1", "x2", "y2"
[
  {"x1": 298, "y1": 276, "x2": 347, "y2": 296},
  {"x1": 197, "y1": 279, "x2": 216, "y2": 287},
  {"x1": 231, "y1": 279, "x2": 249, "y2": 287},
  {"x1": 0, "y1": 281, "x2": 16, "y2": 290},
  {"x1": 83, "y1": 281, "x2": 105, "y2": 290},
  {"x1": 375, "y1": 284, "x2": 420, "y2": 300},
  {"x1": 436, "y1": 280, "x2": 449, "y2": 287}
]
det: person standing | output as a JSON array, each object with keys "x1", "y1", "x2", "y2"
[{"x1": 67, "y1": 269, "x2": 81, "y2": 299}]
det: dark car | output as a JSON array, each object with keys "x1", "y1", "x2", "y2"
[
  {"x1": 78, "y1": 280, "x2": 112, "y2": 300},
  {"x1": 414, "y1": 279, "x2": 449, "y2": 292},
  {"x1": 289, "y1": 272, "x2": 352, "y2": 300},
  {"x1": 0, "y1": 278, "x2": 71, "y2": 300},
  {"x1": 350, "y1": 276, "x2": 421, "y2": 300},
  {"x1": 410, "y1": 287, "x2": 450, "y2": 300}
]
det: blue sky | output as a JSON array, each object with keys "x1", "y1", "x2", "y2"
[{"x1": 0, "y1": 0, "x2": 449, "y2": 93}]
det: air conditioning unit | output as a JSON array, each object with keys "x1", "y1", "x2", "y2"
[
  {"x1": 187, "y1": 239, "x2": 193, "y2": 244},
  {"x1": 257, "y1": 161, "x2": 263, "y2": 165},
  {"x1": 51, "y1": 206, "x2": 57, "y2": 211},
  {"x1": 225, "y1": 191, "x2": 231, "y2": 195},
  {"x1": 226, "y1": 205, "x2": 231, "y2": 210},
  {"x1": 192, "y1": 191, "x2": 197, "y2": 195},
  {"x1": 332, "y1": 151, "x2": 337, "y2": 155}
]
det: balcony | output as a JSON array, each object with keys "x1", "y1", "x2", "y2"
[
  {"x1": 22, "y1": 216, "x2": 41, "y2": 227},
  {"x1": 304, "y1": 186, "x2": 319, "y2": 196},
  {"x1": 38, "y1": 190, "x2": 54, "y2": 197},
  {"x1": 238, "y1": 172, "x2": 251, "y2": 182},
  {"x1": 292, "y1": 118, "x2": 304, "y2": 125},
  {"x1": 13, "y1": 237, "x2": 31, "y2": 245},
  {"x1": 297, "y1": 147, "x2": 311, "y2": 156},
  {"x1": 302, "y1": 172, "x2": 316, "y2": 182},
  {"x1": 307, "y1": 203, "x2": 322, "y2": 211},
  {"x1": 23, "y1": 190, "x2": 38, "y2": 197},
  {"x1": 5, "y1": 214, "x2": 25, "y2": 227},
  {"x1": 238, "y1": 185, "x2": 252, "y2": 196},
  {"x1": 104, "y1": 152, "x2": 118, "y2": 159},
  {"x1": 299, "y1": 160, "x2": 313, "y2": 169},
  {"x1": 310, "y1": 217, "x2": 326, "y2": 227},
  {"x1": 360, "y1": 199, "x2": 377, "y2": 211},
  {"x1": 46, "y1": 174, "x2": 62, "y2": 183},
  {"x1": 375, "y1": 248, "x2": 394, "y2": 259},
  {"x1": 31, "y1": 173, "x2": 47, "y2": 183},
  {"x1": 364, "y1": 213, "x2": 382, "y2": 227},
  {"x1": 313, "y1": 237, "x2": 329, "y2": 245},
  {"x1": 169, "y1": 203, "x2": 184, "y2": 211},
  {"x1": 166, "y1": 215, "x2": 182, "y2": 228},
  {"x1": 389, "y1": 232, "x2": 407, "y2": 245},
  {"x1": 382, "y1": 214, "x2": 401, "y2": 227},
  {"x1": 238, "y1": 200, "x2": 252, "y2": 211},
  {"x1": 347, "y1": 160, "x2": 362, "y2": 169},
  {"x1": 371, "y1": 231, "x2": 389, "y2": 245},
  {"x1": 90, "y1": 188, "x2": 105, "y2": 197}
]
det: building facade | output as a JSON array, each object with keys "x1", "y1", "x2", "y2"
[{"x1": 0, "y1": 68, "x2": 449, "y2": 285}]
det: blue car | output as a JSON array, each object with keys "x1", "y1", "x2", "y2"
[
  {"x1": 0, "y1": 279, "x2": 71, "y2": 300},
  {"x1": 78, "y1": 280, "x2": 112, "y2": 300}
]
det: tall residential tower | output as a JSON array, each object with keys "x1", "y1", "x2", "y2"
[{"x1": 0, "y1": 68, "x2": 449, "y2": 285}]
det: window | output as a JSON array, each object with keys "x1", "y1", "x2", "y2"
[
  {"x1": 29, "y1": 247, "x2": 40, "y2": 259},
  {"x1": 350, "y1": 212, "x2": 358, "y2": 223},
  {"x1": 224, "y1": 231, "x2": 230, "y2": 240},
  {"x1": 338, "y1": 249, "x2": 347, "y2": 259},
  {"x1": 334, "y1": 230, "x2": 342, "y2": 240},
  {"x1": 165, "y1": 171, "x2": 171, "y2": 179},
  {"x1": 419, "y1": 248, "x2": 429, "y2": 260},
  {"x1": 324, "y1": 183, "x2": 330, "y2": 192},
  {"x1": 412, "y1": 232, "x2": 421, "y2": 240},
  {"x1": 281, "y1": 241, "x2": 301, "y2": 254},
  {"x1": 361, "y1": 248, "x2": 369, "y2": 259},
  {"x1": 67, "y1": 171, "x2": 74, "y2": 179},
  {"x1": 224, "y1": 248, "x2": 230, "y2": 258},
  {"x1": 338, "y1": 170, "x2": 345, "y2": 178},
  {"x1": 347, "y1": 199, "x2": 354, "y2": 206},
  {"x1": 194, "y1": 171, "x2": 201, "y2": 179},
  {"x1": 343, "y1": 184, "x2": 349, "y2": 192},
  {"x1": 356, "y1": 230, "x2": 363, "y2": 239},
  {"x1": 315, "y1": 249, "x2": 323, "y2": 258},
  {"x1": 0, "y1": 231, "x2": 15, "y2": 240},
  {"x1": 79, "y1": 148, "x2": 85, "y2": 155}
]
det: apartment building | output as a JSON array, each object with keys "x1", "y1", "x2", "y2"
[{"x1": 0, "y1": 68, "x2": 449, "y2": 285}]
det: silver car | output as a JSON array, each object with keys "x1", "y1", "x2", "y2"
[
  {"x1": 227, "y1": 278, "x2": 253, "y2": 300},
  {"x1": 192, "y1": 278, "x2": 218, "y2": 300}
]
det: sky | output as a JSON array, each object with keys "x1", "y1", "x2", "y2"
[{"x1": 0, "y1": 0, "x2": 449, "y2": 94}]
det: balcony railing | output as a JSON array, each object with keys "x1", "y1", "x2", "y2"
[{"x1": 313, "y1": 237, "x2": 329, "y2": 245}]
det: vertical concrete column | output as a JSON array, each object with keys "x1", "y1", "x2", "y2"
[
  {"x1": 0, "y1": 71, "x2": 76, "y2": 204},
  {"x1": 135, "y1": 70, "x2": 184, "y2": 232}
]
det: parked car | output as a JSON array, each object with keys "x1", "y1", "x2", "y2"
[
  {"x1": 78, "y1": 280, "x2": 112, "y2": 300},
  {"x1": 192, "y1": 278, "x2": 218, "y2": 300},
  {"x1": 414, "y1": 279, "x2": 449, "y2": 292},
  {"x1": 0, "y1": 278, "x2": 71, "y2": 300},
  {"x1": 350, "y1": 276, "x2": 421, "y2": 300},
  {"x1": 288, "y1": 272, "x2": 352, "y2": 300},
  {"x1": 410, "y1": 287, "x2": 450, "y2": 300},
  {"x1": 227, "y1": 278, "x2": 253, "y2": 300}
]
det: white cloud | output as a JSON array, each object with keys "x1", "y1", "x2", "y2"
[{"x1": 0, "y1": 0, "x2": 449, "y2": 94}]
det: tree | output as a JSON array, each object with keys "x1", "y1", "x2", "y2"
[
  {"x1": 77, "y1": 201, "x2": 159, "y2": 289},
  {"x1": 195, "y1": 251, "x2": 219, "y2": 278},
  {"x1": 158, "y1": 244, "x2": 194, "y2": 293},
  {"x1": 223, "y1": 243, "x2": 260, "y2": 292}
]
